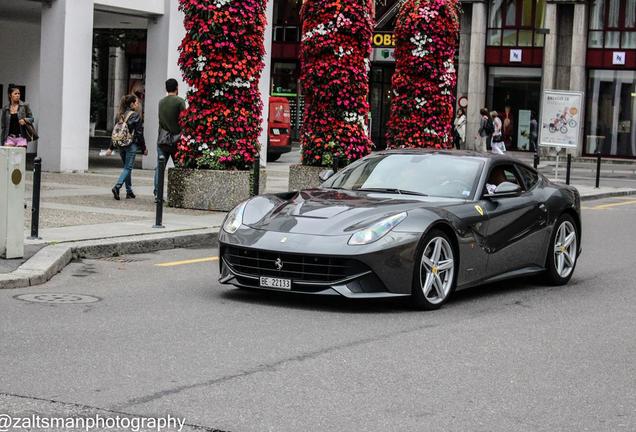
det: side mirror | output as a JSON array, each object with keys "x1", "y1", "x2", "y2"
[
  {"x1": 489, "y1": 181, "x2": 522, "y2": 198},
  {"x1": 319, "y1": 169, "x2": 335, "y2": 182}
]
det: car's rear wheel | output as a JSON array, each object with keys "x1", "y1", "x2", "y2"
[
  {"x1": 411, "y1": 230, "x2": 457, "y2": 310},
  {"x1": 267, "y1": 153, "x2": 281, "y2": 162},
  {"x1": 544, "y1": 214, "x2": 578, "y2": 285}
]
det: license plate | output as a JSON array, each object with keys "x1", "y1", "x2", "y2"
[{"x1": 260, "y1": 276, "x2": 291, "y2": 290}]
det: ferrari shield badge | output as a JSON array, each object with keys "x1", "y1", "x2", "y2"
[{"x1": 474, "y1": 205, "x2": 485, "y2": 216}]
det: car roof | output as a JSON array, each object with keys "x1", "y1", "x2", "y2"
[{"x1": 374, "y1": 148, "x2": 522, "y2": 164}]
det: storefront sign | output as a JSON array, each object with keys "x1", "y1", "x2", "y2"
[
  {"x1": 372, "y1": 32, "x2": 395, "y2": 48},
  {"x1": 613, "y1": 51, "x2": 626, "y2": 65},
  {"x1": 517, "y1": 110, "x2": 532, "y2": 150},
  {"x1": 539, "y1": 90, "x2": 583, "y2": 149},
  {"x1": 510, "y1": 49, "x2": 522, "y2": 63},
  {"x1": 372, "y1": 48, "x2": 395, "y2": 62}
]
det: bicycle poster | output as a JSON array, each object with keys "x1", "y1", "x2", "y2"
[{"x1": 539, "y1": 90, "x2": 583, "y2": 149}]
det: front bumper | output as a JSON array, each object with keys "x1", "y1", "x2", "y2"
[{"x1": 217, "y1": 227, "x2": 421, "y2": 298}]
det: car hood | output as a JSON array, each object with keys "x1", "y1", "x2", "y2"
[{"x1": 242, "y1": 188, "x2": 464, "y2": 236}]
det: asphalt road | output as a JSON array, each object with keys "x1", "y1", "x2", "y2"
[{"x1": 1, "y1": 197, "x2": 635, "y2": 432}]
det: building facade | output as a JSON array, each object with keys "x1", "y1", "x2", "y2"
[{"x1": 0, "y1": 0, "x2": 634, "y2": 174}]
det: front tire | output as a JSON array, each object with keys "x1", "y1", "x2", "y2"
[
  {"x1": 411, "y1": 230, "x2": 457, "y2": 310},
  {"x1": 544, "y1": 214, "x2": 579, "y2": 285}
]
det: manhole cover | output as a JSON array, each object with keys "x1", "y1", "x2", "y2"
[{"x1": 14, "y1": 293, "x2": 101, "y2": 304}]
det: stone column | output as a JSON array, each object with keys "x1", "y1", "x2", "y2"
[
  {"x1": 38, "y1": 0, "x2": 94, "y2": 172},
  {"x1": 541, "y1": 2, "x2": 558, "y2": 93},
  {"x1": 465, "y1": 1, "x2": 487, "y2": 151},
  {"x1": 107, "y1": 47, "x2": 128, "y2": 131},
  {"x1": 456, "y1": 3, "x2": 472, "y2": 110},
  {"x1": 257, "y1": 0, "x2": 275, "y2": 167},
  {"x1": 143, "y1": 0, "x2": 186, "y2": 170},
  {"x1": 570, "y1": 2, "x2": 588, "y2": 156}
]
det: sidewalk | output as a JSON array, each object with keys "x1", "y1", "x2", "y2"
[{"x1": 2, "y1": 149, "x2": 635, "y2": 289}]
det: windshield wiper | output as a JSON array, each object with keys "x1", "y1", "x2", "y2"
[{"x1": 355, "y1": 187, "x2": 428, "y2": 196}]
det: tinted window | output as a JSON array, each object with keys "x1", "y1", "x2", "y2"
[
  {"x1": 516, "y1": 165, "x2": 539, "y2": 190},
  {"x1": 322, "y1": 154, "x2": 484, "y2": 199}
]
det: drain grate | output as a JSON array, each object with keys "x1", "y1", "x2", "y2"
[
  {"x1": 14, "y1": 293, "x2": 101, "y2": 304},
  {"x1": 99, "y1": 256, "x2": 145, "y2": 263}
]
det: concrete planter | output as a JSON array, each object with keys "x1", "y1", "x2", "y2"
[
  {"x1": 288, "y1": 164, "x2": 326, "y2": 191},
  {"x1": 167, "y1": 168, "x2": 267, "y2": 212}
]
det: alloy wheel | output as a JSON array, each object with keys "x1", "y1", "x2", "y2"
[
  {"x1": 420, "y1": 237, "x2": 455, "y2": 305},
  {"x1": 553, "y1": 220, "x2": 577, "y2": 278}
]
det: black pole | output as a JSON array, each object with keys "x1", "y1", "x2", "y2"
[
  {"x1": 153, "y1": 155, "x2": 166, "y2": 228},
  {"x1": 332, "y1": 155, "x2": 340, "y2": 173},
  {"x1": 533, "y1": 151, "x2": 540, "y2": 169},
  {"x1": 252, "y1": 154, "x2": 260, "y2": 196},
  {"x1": 565, "y1": 154, "x2": 572, "y2": 185},
  {"x1": 28, "y1": 157, "x2": 42, "y2": 240},
  {"x1": 595, "y1": 151, "x2": 601, "y2": 189}
]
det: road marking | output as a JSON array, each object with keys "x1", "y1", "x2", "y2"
[
  {"x1": 155, "y1": 256, "x2": 219, "y2": 267},
  {"x1": 585, "y1": 200, "x2": 636, "y2": 210}
]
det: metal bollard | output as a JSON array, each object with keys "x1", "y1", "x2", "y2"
[
  {"x1": 28, "y1": 157, "x2": 42, "y2": 240},
  {"x1": 565, "y1": 154, "x2": 572, "y2": 185},
  {"x1": 533, "y1": 151, "x2": 540, "y2": 169},
  {"x1": 252, "y1": 154, "x2": 260, "y2": 196},
  {"x1": 595, "y1": 151, "x2": 601, "y2": 189},
  {"x1": 332, "y1": 155, "x2": 340, "y2": 173},
  {"x1": 153, "y1": 155, "x2": 166, "y2": 228}
]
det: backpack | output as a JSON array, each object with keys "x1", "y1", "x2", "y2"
[
  {"x1": 484, "y1": 118, "x2": 495, "y2": 135},
  {"x1": 111, "y1": 111, "x2": 134, "y2": 148}
]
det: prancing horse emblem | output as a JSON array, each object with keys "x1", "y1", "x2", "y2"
[{"x1": 274, "y1": 258, "x2": 283, "y2": 271}]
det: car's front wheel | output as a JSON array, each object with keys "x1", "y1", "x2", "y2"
[
  {"x1": 544, "y1": 214, "x2": 579, "y2": 285},
  {"x1": 411, "y1": 230, "x2": 457, "y2": 310}
]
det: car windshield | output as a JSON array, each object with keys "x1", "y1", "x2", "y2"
[{"x1": 322, "y1": 153, "x2": 484, "y2": 199}]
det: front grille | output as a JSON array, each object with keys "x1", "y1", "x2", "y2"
[{"x1": 222, "y1": 245, "x2": 368, "y2": 284}]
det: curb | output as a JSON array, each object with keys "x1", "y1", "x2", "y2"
[
  {"x1": 580, "y1": 190, "x2": 636, "y2": 201},
  {"x1": 0, "y1": 228, "x2": 219, "y2": 290}
]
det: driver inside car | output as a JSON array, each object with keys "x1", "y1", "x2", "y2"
[{"x1": 485, "y1": 167, "x2": 508, "y2": 195}]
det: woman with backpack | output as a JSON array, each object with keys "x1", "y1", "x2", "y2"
[
  {"x1": 106, "y1": 94, "x2": 147, "y2": 200},
  {"x1": 477, "y1": 108, "x2": 492, "y2": 153}
]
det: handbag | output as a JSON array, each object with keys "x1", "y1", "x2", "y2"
[
  {"x1": 157, "y1": 127, "x2": 181, "y2": 153},
  {"x1": 24, "y1": 121, "x2": 39, "y2": 142}
]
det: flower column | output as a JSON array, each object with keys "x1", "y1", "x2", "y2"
[
  {"x1": 386, "y1": 0, "x2": 460, "y2": 149},
  {"x1": 177, "y1": 0, "x2": 267, "y2": 170},
  {"x1": 300, "y1": 0, "x2": 374, "y2": 167}
]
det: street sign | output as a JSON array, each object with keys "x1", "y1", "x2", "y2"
[{"x1": 539, "y1": 90, "x2": 583, "y2": 149}]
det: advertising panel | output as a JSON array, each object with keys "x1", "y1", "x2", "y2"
[{"x1": 539, "y1": 90, "x2": 583, "y2": 149}]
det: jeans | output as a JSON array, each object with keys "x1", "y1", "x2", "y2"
[
  {"x1": 154, "y1": 146, "x2": 175, "y2": 197},
  {"x1": 116, "y1": 144, "x2": 137, "y2": 193},
  {"x1": 478, "y1": 135, "x2": 488, "y2": 153}
]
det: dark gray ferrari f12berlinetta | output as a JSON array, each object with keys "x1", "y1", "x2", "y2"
[{"x1": 218, "y1": 150, "x2": 581, "y2": 309}]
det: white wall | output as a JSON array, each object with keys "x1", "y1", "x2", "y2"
[
  {"x1": 0, "y1": 19, "x2": 41, "y2": 153},
  {"x1": 94, "y1": 0, "x2": 164, "y2": 15}
]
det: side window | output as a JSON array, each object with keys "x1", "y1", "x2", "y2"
[
  {"x1": 485, "y1": 164, "x2": 524, "y2": 194},
  {"x1": 516, "y1": 165, "x2": 539, "y2": 190}
]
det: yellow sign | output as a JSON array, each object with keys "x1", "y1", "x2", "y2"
[
  {"x1": 474, "y1": 205, "x2": 484, "y2": 216},
  {"x1": 372, "y1": 33, "x2": 395, "y2": 48}
]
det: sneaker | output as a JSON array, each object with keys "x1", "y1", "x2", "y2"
[
  {"x1": 112, "y1": 186, "x2": 120, "y2": 201},
  {"x1": 126, "y1": 191, "x2": 136, "y2": 199}
]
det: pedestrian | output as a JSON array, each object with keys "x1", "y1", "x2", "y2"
[
  {"x1": 529, "y1": 110, "x2": 538, "y2": 152},
  {"x1": 490, "y1": 111, "x2": 505, "y2": 155},
  {"x1": 1, "y1": 85, "x2": 36, "y2": 147},
  {"x1": 453, "y1": 107, "x2": 466, "y2": 150},
  {"x1": 155, "y1": 78, "x2": 186, "y2": 200},
  {"x1": 106, "y1": 94, "x2": 147, "y2": 200},
  {"x1": 477, "y1": 108, "x2": 492, "y2": 153}
]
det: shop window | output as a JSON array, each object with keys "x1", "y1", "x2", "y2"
[
  {"x1": 487, "y1": 0, "x2": 546, "y2": 47},
  {"x1": 585, "y1": 70, "x2": 636, "y2": 157},
  {"x1": 588, "y1": 0, "x2": 636, "y2": 49},
  {"x1": 273, "y1": 0, "x2": 301, "y2": 42},
  {"x1": 271, "y1": 62, "x2": 298, "y2": 95}
]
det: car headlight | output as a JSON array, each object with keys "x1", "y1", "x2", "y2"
[
  {"x1": 348, "y1": 212, "x2": 407, "y2": 245},
  {"x1": 223, "y1": 201, "x2": 248, "y2": 234}
]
